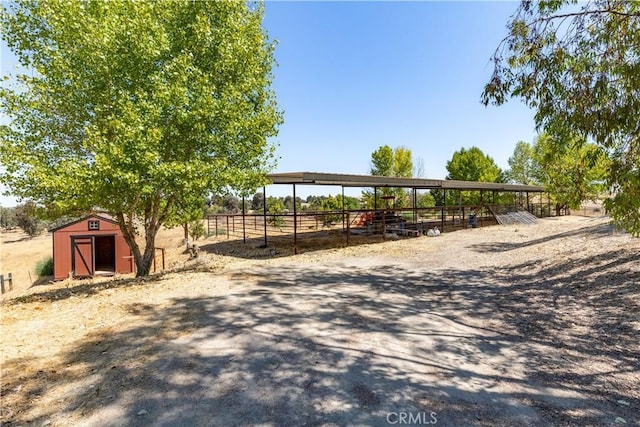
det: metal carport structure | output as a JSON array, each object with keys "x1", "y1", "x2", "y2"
[{"x1": 245, "y1": 172, "x2": 547, "y2": 254}]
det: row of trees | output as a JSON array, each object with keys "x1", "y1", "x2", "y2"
[
  {"x1": 366, "y1": 144, "x2": 505, "y2": 206},
  {"x1": 0, "y1": 202, "x2": 77, "y2": 236},
  {"x1": 1, "y1": 1, "x2": 638, "y2": 278},
  {"x1": 363, "y1": 137, "x2": 606, "y2": 211},
  {"x1": 207, "y1": 193, "x2": 362, "y2": 215},
  {"x1": 1, "y1": 203, "x2": 44, "y2": 236},
  {"x1": 3, "y1": 133, "x2": 605, "y2": 238}
]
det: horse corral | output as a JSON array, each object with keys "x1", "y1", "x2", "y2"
[{"x1": 206, "y1": 172, "x2": 556, "y2": 255}]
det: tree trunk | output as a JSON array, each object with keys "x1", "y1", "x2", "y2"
[
  {"x1": 117, "y1": 193, "x2": 174, "y2": 278},
  {"x1": 116, "y1": 212, "x2": 160, "y2": 278},
  {"x1": 135, "y1": 242, "x2": 156, "y2": 277},
  {"x1": 136, "y1": 218, "x2": 160, "y2": 277}
]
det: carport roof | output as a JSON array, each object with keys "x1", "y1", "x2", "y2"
[{"x1": 267, "y1": 172, "x2": 545, "y2": 192}]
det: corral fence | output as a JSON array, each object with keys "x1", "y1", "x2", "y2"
[
  {"x1": 206, "y1": 200, "x2": 557, "y2": 254},
  {"x1": 1, "y1": 273, "x2": 13, "y2": 294},
  {"x1": 572, "y1": 204, "x2": 606, "y2": 217}
]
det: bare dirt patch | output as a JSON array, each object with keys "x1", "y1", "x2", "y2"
[{"x1": 1, "y1": 216, "x2": 638, "y2": 426}]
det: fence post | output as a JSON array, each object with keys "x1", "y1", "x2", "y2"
[
  {"x1": 346, "y1": 212, "x2": 350, "y2": 247},
  {"x1": 1, "y1": 275, "x2": 4, "y2": 294},
  {"x1": 8, "y1": 272, "x2": 12, "y2": 291}
]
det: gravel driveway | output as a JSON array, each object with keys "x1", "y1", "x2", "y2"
[{"x1": 1, "y1": 216, "x2": 638, "y2": 426}]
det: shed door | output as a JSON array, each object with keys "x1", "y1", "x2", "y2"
[{"x1": 72, "y1": 236, "x2": 94, "y2": 277}]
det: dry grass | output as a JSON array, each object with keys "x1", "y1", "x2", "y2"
[
  {"x1": 0, "y1": 231, "x2": 52, "y2": 293},
  {"x1": 0, "y1": 225, "x2": 205, "y2": 300}
]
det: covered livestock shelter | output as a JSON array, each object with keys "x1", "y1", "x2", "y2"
[
  {"x1": 51, "y1": 214, "x2": 133, "y2": 280},
  {"x1": 206, "y1": 172, "x2": 549, "y2": 255}
]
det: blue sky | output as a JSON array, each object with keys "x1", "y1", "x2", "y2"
[
  {"x1": 0, "y1": 1, "x2": 537, "y2": 205},
  {"x1": 262, "y1": 1, "x2": 537, "y2": 197}
]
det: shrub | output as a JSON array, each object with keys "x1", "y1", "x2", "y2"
[
  {"x1": 35, "y1": 256, "x2": 54, "y2": 276},
  {"x1": 189, "y1": 219, "x2": 205, "y2": 241}
]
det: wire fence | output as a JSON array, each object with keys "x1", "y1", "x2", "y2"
[{"x1": 205, "y1": 202, "x2": 558, "y2": 250}]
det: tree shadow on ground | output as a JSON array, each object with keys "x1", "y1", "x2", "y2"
[
  {"x1": 1, "y1": 247, "x2": 638, "y2": 426},
  {"x1": 6, "y1": 274, "x2": 167, "y2": 305},
  {"x1": 199, "y1": 231, "x2": 416, "y2": 260}
]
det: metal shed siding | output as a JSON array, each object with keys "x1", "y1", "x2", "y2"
[{"x1": 52, "y1": 216, "x2": 133, "y2": 280}]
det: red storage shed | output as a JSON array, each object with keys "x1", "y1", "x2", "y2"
[{"x1": 51, "y1": 214, "x2": 134, "y2": 280}]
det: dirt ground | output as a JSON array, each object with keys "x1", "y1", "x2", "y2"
[{"x1": 1, "y1": 215, "x2": 639, "y2": 426}]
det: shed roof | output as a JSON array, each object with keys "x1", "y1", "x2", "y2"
[
  {"x1": 267, "y1": 172, "x2": 545, "y2": 192},
  {"x1": 49, "y1": 213, "x2": 119, "y2": 232}
]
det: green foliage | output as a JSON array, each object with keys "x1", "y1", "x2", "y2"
[
  {"x1": 0, "y1": 206, "x2": 17, "y2": 230},
  {"x1": 35, "y1": 256, "x2": 54, "y2": 276},
  {"x1": 283, "y1": 195, "x2": 302, "y2": 212},
  {"x1": 304, "y1": 195, "x2": 360, "y2": 211},
  {"x1": 416, "y1": 192, "x2": 435, "y2": 208},
  {"x1": 319, "y1": 195, "x2": 344, "y2": 223},
  {"x1": 343, "y1": 196, "x2": 362, "y2": 211},
  {"x1": 14, "y1": 202, "x2": 44, "y2": 237},
  {"x1": 189, "y1": 220, "x2": 205, "y2": 241},
  {"x1": 304, "y1": 195, "x2": 323, "y2": 210},
  {"x1": 365, "y1": 145, "x2": 415, "y2": 208},
  {"x1": 446, "y1": 146, "x2": 503, "y2": 183},
  {"x1": 251, "y1": 192, "x2": 265, "y2": 212},
  {"x1": 392, "y1": 147, "x2": 413, "y2": 178},
  {"x1": 164, "y1": 196, "x2": 207, "y2": 236},
  {"x1": 503, "y1": 134, "x2": 606, "y2": 211},
  {"x1": 532, "y1": 133, "x2": 607, "y2": 211},
  {"x1": 217, "y1": 195, "x2": 242, "y2": 214},
  {"x1": 482, "y1": 0, "x2": 640, "y2": 235},
  {"x1": 0, "y1": 0, "x2": 282, "y2": 274},
  {"x1": 440, "y1": 147, "x2": 503, "y2": 205},
  {"x1": 204, "y1": 195, "x2": 243, "y2": 215},
  {"x1": 266, "y1": 197, "x2": 285, "y2": 213},
  {"x1": 370, "y1": 145, "x2": 395, "y2": 177},
  {"x1": 506, "y1": 141, "x2": 538, "y2": 185},
  {"x1": 266, "y1": 196, "x2": 285, "y2": 228}
]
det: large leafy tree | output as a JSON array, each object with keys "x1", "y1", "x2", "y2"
[
  {"x1": 482, "y1": 0, "x2": 640, "y2": 235},
  {"x1": 532, "y1": 133, "x2": 607, "y2": 214},
  {"x1": 506, "y1": 141, "x2": 538, "y2": 185},
  {"x1": 0, "y1": 1, "x2": 282, "y2": 275},
  {"x1": 370, "y1": 145, "x2": 395, "y2": 177},
  {"x1": 505, "y1": 135, "x2": 606, "y2": 213},
  {"x1": 365, "y1": 145, "x2": 414, "y2": 208},
  {"x1": 446, "y1": 146, "x2": 503, "y2": 182},
  {"x1": 432, "y1": 146, "x2": 503, "y2": 205},
  {"x1": 392, "y1": 146, "x2": 413, "y2": 179}
]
